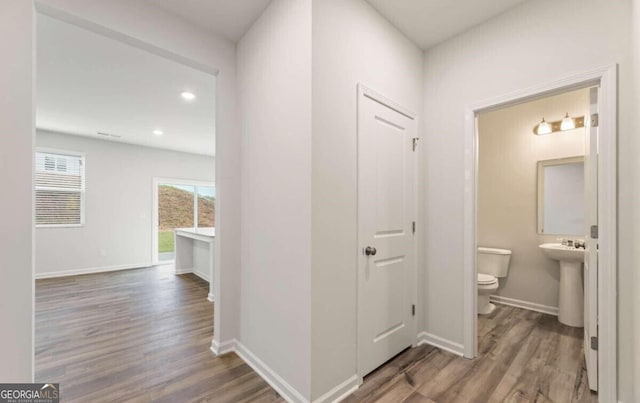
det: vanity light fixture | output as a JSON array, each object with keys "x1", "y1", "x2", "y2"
[
  {"x1": 533, "y1": 114, "x2": 585, "y2": 135},
  {"x1": 153, "y1": 129, "x2": 164, "y2": 136}
]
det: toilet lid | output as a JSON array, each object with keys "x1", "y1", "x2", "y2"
[{"x1": 477, "y1": 273, "x2": 497, "y2": 285}]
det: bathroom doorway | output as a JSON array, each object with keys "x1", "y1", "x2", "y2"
[{"x1": 463, "y1": 65, "x2": 617, "y2": 401}]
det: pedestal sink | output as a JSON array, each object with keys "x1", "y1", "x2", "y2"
[{"x1": 539, "y1": 243, "x2": 585, "y2": 327}]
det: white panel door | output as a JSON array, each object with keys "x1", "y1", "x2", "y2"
[
  {"x1": 584, "y1": 86, "x2": 599, "y2": 391},
  {"x1": 357, "y1": 87, "x2": 416, "y2": 377}
]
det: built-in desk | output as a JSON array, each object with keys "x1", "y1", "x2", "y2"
[{"x1": 174, "y1": 227, "x2": 215, "y2": 301}]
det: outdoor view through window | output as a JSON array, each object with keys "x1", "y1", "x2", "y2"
[{"x1": 158, "y1": 184, "x2": 215, "y2": 261}]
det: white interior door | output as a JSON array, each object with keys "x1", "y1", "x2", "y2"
[
  {"x1": 584, "y1": 86, "x2": 599, "y2": 391},
  {"x1": 357, "y1": 87, "x2": 417, "y2": 377}
]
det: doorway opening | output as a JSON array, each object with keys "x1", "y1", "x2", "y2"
[
  {"x1": 33, "y1": 6, "x2": 220, "y2": 394},
  {"x1": 463, "y1": 65, "x2": 617, "y2": 402},
  {"x1": 475, "y1": 87, "x2": 595, "y2": 400},
  {"x1": 152, "y1": 179, "x2": 215, "y2": 264}
]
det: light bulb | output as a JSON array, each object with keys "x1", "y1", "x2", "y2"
[
  {"x1": 560, "y1": 113, "x2": 575, "y2": 131},
  {"x1": 537, "y1": 118, "x2": 552, "y2": 135}
]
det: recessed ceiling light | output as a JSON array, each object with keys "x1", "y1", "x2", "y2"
[
  {"x1": 181, "y1": 91, "x2": 196, "y2": 101},
  {"x1": 153, "y1": 130, "x2": 164, "y2": 136}
]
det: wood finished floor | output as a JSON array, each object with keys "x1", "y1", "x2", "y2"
[
  {"x1": 344, "y1": 306, "x2": 597, "y2": 403},
  {"x1": 36, "y1": 267, "x2": 596, "y2": 402},
  {"x1": 35, "y1": 265, "x2": 283, "y2": 402}
]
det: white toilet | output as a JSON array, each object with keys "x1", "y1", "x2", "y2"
[{"x1": 477, "y1": 247, "x2": 512, "y2": 315}]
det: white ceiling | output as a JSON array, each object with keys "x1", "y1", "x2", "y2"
[
  {"x1": 365, "y1": 0, "x2": 528, "y2": 49},
  {"x1": 145, "y1": 0, "x2": 272, "y2": 42},
  {"x1": 36, "y1": 14, "x2": 216, "y2": 156},
  {"x1": 36, "y1": 1, "x2": 527, "y2": 157},
  {"x1": 142, "y1": 0, "x2": 526, "y2": 49}
]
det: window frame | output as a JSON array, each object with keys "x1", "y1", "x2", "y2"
[{"x1": 35, "y1": 147, "x2": 86, "y2": 228}]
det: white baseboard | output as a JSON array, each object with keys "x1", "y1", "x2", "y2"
[
  {"x1": 234, "y1": 341, "x2": 308, "y2": 403},
  {"x1": 192, "y1": 270, "x2": 210, "y2": 282},
  {"x1": 490, "y1": 295, "x2": 558, "y2": 316},
  {"x1": 153, "y1": 260, "x2": 175, "y2": 266},
  {"x1": 312, "y1": 375, "x2": 361, "y2": 403},
  {"x1": 207, "y1": 293, "x2": 214, "y2": 302},
  {"x1": 175, "y1": 267, "x2": 194, "y2": 275},
  {"x1": 210, "y1": 338, "x2": 237, "y2": 356},
  {"x1": 175, "y1": 268, "x2": 211, "y2": 283},
  {"x1": 210, "y1": 339, "x2": 358, "y2": 403},
  {"x1": 417, "y1": 332, "x2": 464, "y2": 356},
  {"x1": 35, "y1": 262, "x2": 150, "y2": 279}
]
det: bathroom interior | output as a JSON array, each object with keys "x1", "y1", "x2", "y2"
[{"x1": 475, "y1": 87, "x2": 598, "y2": 393}]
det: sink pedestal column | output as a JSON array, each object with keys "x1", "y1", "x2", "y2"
[{"x1": 558, "y1": 261, "x2": 584, "y2": 327}]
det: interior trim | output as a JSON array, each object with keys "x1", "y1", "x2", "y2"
[
  {"x1": 35, "y1": 262, "x2": 151, "y2": 279},
  {"x1": 416, "y1": 332, "x2": 464, "y2": 356},
  {"x1": 489, "y1": 295, "x2": 558, "y2": 317}
]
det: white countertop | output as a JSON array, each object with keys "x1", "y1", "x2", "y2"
[{"x1": 174, "y1": 227, "x2": 215, "y2": 237}]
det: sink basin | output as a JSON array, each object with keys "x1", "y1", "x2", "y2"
[
  {"x1": 539, "y1": 243, "x2": 585, "y2": 327},
  {"x1": 539, "y1": 243, "x2": 585, "y2": 262}
]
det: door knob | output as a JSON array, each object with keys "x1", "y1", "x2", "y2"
[{"x1": 365, "y1": 246, "x2": 377, "y2": 256}]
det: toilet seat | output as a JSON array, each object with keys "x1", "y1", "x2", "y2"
[{"x1": 477, "y1": 273, "x2": 497, "y2": 285}]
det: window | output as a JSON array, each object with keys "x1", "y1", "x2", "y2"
[
  {"x1": 154, "y1": 180, "x2": 215, "y2": 262},
  {"x1": 35, "y1": 151, "x2": 85, "y2": 227},
  {"x1": 43, "y1": 154, "x2": 70, "y2": 173}
]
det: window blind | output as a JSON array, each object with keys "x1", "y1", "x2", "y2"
[{"x1": 35, "y1": 151, "x2": 84, "y2": 226}]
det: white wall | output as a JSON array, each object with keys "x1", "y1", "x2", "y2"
[
  {"x1": 236, "y1": 2, "x2": 424, "y2": 399},
  {"x1": 478, "y1": 90, "x2": 587, "y2": 310},
  {"x1": 35, "y1": 130, "x2": 214, "y2": 276},
  {"x1": 421, "y1": 0, "x2": 634, "y2": 400},
  {"x1": 0, "y1": 0, "x2": 34, "y2": 382},
  {"x1": 311, "y1": 0, "x2": 423, "y2": 399},
  {"x1": 237, "y1": 0, "x2": 312, "y2": 399},
  {"x1": 34, "y1": 0, "x2": 241, "y2": 346}
]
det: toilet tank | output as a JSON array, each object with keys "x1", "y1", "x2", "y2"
[{"x1": 477, "y1": 247, "x2": 512, "y2": 277}]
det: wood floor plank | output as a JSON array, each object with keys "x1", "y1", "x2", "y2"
[
  {"x1": 37, "y1": 267, "x2": 597, "y2": 402},
  {"x1": 346, "y1": 305, "x2": 597, "y2": 403},
  {"x1": 402, "y1": 391, "x2": 437, "y2": 403},
  {"x1": 405, "y1": 348, "x2": 457, "y2": 388},
  {"x1": 456, "y1": 312, "x2": 537, "y2": 401},
  {"x1": 489, "y1": 313, "x2": 558, "y2": 402},
  {"x1": 35, "y1": 265, "x2": 283, "y2": 403}
]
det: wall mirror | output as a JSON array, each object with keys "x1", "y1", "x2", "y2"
[{"x1": 537, "y1": 156, "x2": 584, "y2": 235}]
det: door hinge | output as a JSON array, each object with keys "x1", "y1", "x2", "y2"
[
  {"x1": 591, "y1": 113, "x2": 599, "y2": 128},
  {"x1": 412, "y1": 304, "x2": 415, "y2": 316},
  {"x1": 412, "y1": 221, "x2": 416, "y2": 234},
  {"x1": 590, "y1": 336, "x2": 598, "y2": 351},
  {"x1": 412, "y1": 137, "x2": 419, "y2": 151},
  {"x1": 590, "y1": 225, "x2": 598, "y2": 239}
]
